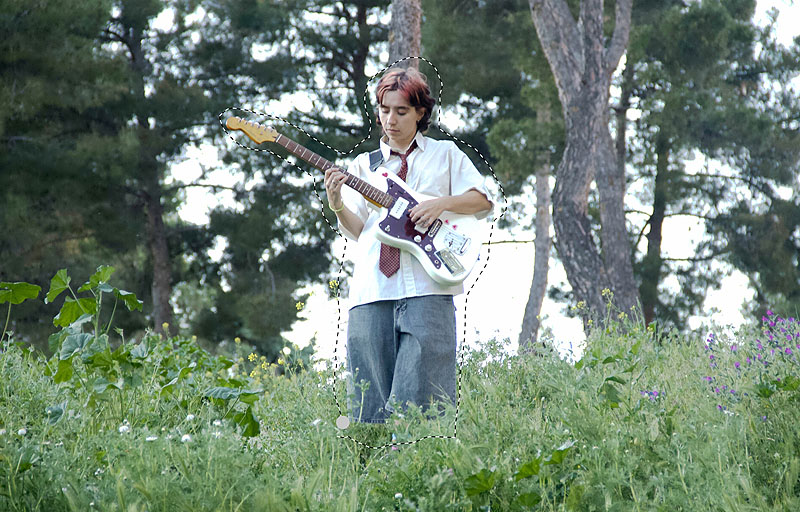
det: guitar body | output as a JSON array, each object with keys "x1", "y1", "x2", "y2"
[{"x1": 368, "y1": 171, "x2": 483, "y2": 286}]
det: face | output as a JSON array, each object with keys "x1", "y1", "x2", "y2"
[{"x1": 379, "y1": 90, "x2": 424, "y2": 149}]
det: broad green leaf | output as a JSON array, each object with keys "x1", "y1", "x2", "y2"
[
  {"x1": 515, "y1": 492, "x2": 542, "y2": 507},
  {"x1": 59, "y1": 333, "x2": 93, "y2": 360},
  {"x1": 48, "y1": 329, "x2": 69, "y2": 354},
  {"x1": 115, "y1": 289, "x2": 143, "y2": 311},
  {"x1": 54, "y1": 297, "x2": 96, "y2": 327},
  {"x1": 464, "y1": 468, "x2": 497, "y2": 496},
  {"x1": 45, "y1": 269, "x2": 70, "y2": 304},
  {"x1": 232, "y1": 406, "x2": 260, "y2": 437},
  {"x1": 53, "y1": 359, "x2": 74, "y2": 384},
  {"x1": 78, "y1": 265, "x2": 115, "y2": 293},
  {"x1": 70, "y1": 313, "x2": 94, "y2": 329},
  {"x1": 238, "y1": 390, "x2": 262, "y2": 405},
  {"x1": 203, "y1": 386, "x2": 242, "y2": 401},
  {"x1": 81, "y1": 334, "x2": 108, "y2": 361},
  {"x1": 0, "y1": 282, "x2": 41, "y2": 305},
  {"x1": 45, "y1": 401, "x2": 68, "y2": 425},
  {"x1": 160, "y1": 377, "x2": 179, "y2": 396},
  {"x1": 130, "y1": 341, "x2": 149, "y2": 359},
  {"x1": 92, "y1": 376, "x2": 120, "y2": 394},
  {"x1": 605, "y1": 375, "x2": 626, "y2": 385},
  {"x1": 513, "y1": 457, "x2": 541, "y2": 481},
  {"x1": 544, "y1": 439, "x2": 576, "y2": 465}
]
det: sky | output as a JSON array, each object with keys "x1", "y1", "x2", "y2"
[{"x1": 171, "y1": 0, "x2": 800, "y2": 371}]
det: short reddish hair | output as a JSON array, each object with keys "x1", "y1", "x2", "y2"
[{"x1": 375, "y1": 68, "x2": 436, "y2": 132}]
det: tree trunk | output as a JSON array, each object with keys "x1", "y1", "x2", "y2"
[
  {"x1": 389, "y1": 0, "x2": 421, "y2": 69},
  {"x1": 144, "y1": 176, "x2": 174, "y2": 334},
  {"x1": 641, "y1": 140, "x2": 669, "y2": 325},
  {"x1": 518, "y1": 104, "x2": 553, "y2": 355},
  {"x1": 128, "y1": 24, "x2": 174, "y2": 335},
  {"x1": 528, "y1": 0, "x2": 638, "y2": 330}
]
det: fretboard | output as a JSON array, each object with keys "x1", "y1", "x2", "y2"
[{"x1": 275, "y1": 134, "x2": 393, "y2": 208}]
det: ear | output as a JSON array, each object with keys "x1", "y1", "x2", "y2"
[{"x1": 415, "y1": 107, "x2": 425, "y2": 122}]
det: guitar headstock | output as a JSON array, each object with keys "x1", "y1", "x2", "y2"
[{"x1": 225, "y1": 116, "x2": 279, "y2": 144}]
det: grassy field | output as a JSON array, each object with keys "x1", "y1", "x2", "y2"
[{"x1": 1, "y1": 271, "x2": 799, "y2": 510}]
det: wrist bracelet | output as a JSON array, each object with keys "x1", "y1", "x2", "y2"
[{"x1": 329, "y1": 202, "x2": 344, "y2": 213}]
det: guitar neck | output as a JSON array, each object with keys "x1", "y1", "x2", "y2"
[{"x1": 274, "y1": 134, "x2": 392, "y2": 209}]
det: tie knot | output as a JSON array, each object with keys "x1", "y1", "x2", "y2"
[{"x1": 391, "y1": 140, "x2": 417, "y2": 160}]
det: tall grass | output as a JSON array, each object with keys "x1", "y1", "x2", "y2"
[{"x1": 1, "y1": 310, "x2": 798, "y2": 511}]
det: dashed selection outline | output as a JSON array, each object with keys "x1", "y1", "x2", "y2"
[{"x1": 218, "y1": 55, "x2": 508, "y2": 451}]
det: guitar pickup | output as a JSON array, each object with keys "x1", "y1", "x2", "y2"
[{"x1": 389, "y1": 197, "x2": 410, "y2": 219}]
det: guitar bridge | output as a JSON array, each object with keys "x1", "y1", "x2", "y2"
[{"x1": 436, "y1": 249, "x2": 466, "y2": 276}]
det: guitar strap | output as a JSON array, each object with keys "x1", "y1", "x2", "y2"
[{"x1": 368, "y1": 149, "x2": 383, "y2": 173}]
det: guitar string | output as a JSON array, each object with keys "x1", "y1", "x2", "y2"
[{"x1": 217, "y1": 55, "x2": 508, "y2": 451}]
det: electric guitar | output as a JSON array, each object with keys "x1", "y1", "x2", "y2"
[{"x1": 225, "y1": 116, "x2": 485, "y2": 286}]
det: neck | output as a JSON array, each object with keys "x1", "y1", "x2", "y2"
[{"x1": 385, "y1": 132, "x2": 417, "y2": 152}]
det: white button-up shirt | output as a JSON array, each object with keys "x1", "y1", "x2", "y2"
[{"x1": 337, "y1": 131, "x2": 496, "y2": 309}]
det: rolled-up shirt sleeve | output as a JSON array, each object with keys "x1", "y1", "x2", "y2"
[
  {"x1": 448, "y1": 142, "x2": 496, "y2": 221},
  {"x1": 336, "y1": 155, "x2": 371, "y2": 241}
]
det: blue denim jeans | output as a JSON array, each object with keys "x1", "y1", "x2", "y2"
[{"x1": 346, "y1": 294, "x2": 457, "y2": 424}]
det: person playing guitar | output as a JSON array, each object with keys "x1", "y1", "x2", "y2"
[{"x1": 324, "y1": 67, "x2": 494, "y2": 425}]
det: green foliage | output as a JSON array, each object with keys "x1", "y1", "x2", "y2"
[{"x1": 2, "y1": 302, "x2": 800, "y2": 509}]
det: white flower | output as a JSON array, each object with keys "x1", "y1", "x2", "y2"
[
  {"x1": 119, "y1": 424, "x2": 130, "y2": 434},
  {"x1": 181, "y1": 434, "x2": 192, "y2": 443},
  {"x1": 311, "y1": 418, "x2": 322, "y2": 427},
  {"x1": 282, "y1": 346, "x2": 292, "y2": 355},
  {"x1": 0, "y1": 429, "x2": 6, "y2": 435},
  {"x1": 212, "y1": 419, "x2": 222, "y2": 427},
  {"x1": 146, "y1": 436, "x2": 158, "y2": 442},
  {"x1": 394, "y1": 493, "x2": 403, "y2": 499},
  {"x1": 185, "y1": 414, "x2": 195, "y2": 421},
  {"x1": 212, "y1": 431, "x2": 222, "y2": 439},
  {"x1": 18, "y1": 428, "x2": 27, "y2": 436}
]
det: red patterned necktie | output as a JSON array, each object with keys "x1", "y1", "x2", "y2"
[{"x1": 378, "y1": 141, "x2": 417, "y2": 278}]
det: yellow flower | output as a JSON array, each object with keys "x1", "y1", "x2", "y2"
[
  {"x1": 248, "y1": 353, "x2": 257, "y2": 362},
  {"x1": 261, "y1": 362, "x2": 268, "y2": 370},
  {"x1": 588, "y1": 319, "x2": 593, "y2": 326},
  {"x1": 234, "y1": 337, "x2": 241, "y2": 344},
  {"x1": 260, "y1": 355, "x2": 267, "y2": 361},
  {"x1": 277, "y1": 358, "x2": 284, "y2": 365},
  {"x1": 618, "y1": 312, "x2": 627, "y2": 320},
  {"x1": 329, "y1": 279, "x2": 338, "y2": 289},
  {"x1": 296, "y1": 301, "x2": 304, "y2": 310},
  {"x1": 161, "y1": 322, "x2": 170, "y2": 332},
  {"x1": 250, "y1": 370, "x2": 257, "y2": 378},
  {"x1": 192, "y1": 335, "x2": 197, "y2": 341},
  {"x1": 601, "y1": 288, "x2": 612, "y2": 298}
]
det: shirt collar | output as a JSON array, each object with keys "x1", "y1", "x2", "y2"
[{"x1": 380, "y1": 131, "x2": 426, "y2": 161}]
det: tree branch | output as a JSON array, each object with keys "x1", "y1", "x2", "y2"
[
  {"x1": 605, "y1": 0, "x2": 633, "y2": 73},
  {"x1": 528, "y1": 0, "x2": 583, "y2": 101}
]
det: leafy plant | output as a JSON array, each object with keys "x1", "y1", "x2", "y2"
[{"x1": 0, "y1": 281, "x2": 41, "y2": 343}]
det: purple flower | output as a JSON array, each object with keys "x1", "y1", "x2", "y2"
[
  {"x1": 714, "y1": 387, "x2": 720, "y2": 393},
  {"x1": 730, "y1": 389, "x2": 736, "y2": 394},
  {"x1": 710, "y1": 354, "x2": 715, "y2": 360},
  {"x1": 761, "y1": 415, "x2": 767, "y2": 421},
  {"x1": 746, "y1": 357, "x2": 752, "y2": 364},
  {"x1": 703, "y1": 376, "x2": 713, "y2": 382},
  {"x1": 757, "y1": 342, "x2": 763, "y2": 350},
  {"x1": 731, "y1": 344, "x2": 738, "y2": 352},
  {"x1": 786, "y1": 347, "x2": 793, "y2": 355},
  {"x1": 734, "y1": 361, "x2": 740, "y2": 369},
  {"x1": 767, "y1": 310, "x2": 774, "y2": 316}
]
